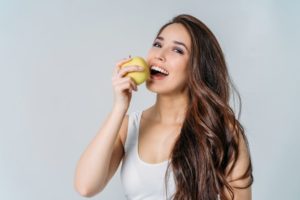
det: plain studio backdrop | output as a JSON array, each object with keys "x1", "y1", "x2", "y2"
[{"x1": 0, "y1": 0, "x2": 299, "y2": 199}]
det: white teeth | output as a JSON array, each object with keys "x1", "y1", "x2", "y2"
[{"x1": 150, "y1": 66, "x2": 169, "y2": 75}]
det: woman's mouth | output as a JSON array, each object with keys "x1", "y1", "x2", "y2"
[{"x1": 150, "y1": 65, "x2": 169, "y2": 80}]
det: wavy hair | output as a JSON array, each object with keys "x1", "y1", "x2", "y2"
[{"x1": 157, "y1": 14, "x2": 254, "y2": 200}]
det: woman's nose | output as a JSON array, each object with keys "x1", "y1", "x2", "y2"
[
  {"x1": 156, "y1": 56, "x2": 165, "y2": 62},
  {"x1": 154, "y1": 50, "x2": 166, "y2": 62}
]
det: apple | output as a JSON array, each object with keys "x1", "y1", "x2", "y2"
[{"x1": 121, "y1": 56, "x2": 150, "y2": 85}]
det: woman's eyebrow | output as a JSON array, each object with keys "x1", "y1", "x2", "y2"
[
  {"x1": 173, "y1": 41, "x2": 189, "y2": 52},
  {"x1": 156, "y1": 36, "x2": 189, "y2": 52},
  {"x1": 156, "y1": 36, "x2": 164, "y2": 41}
]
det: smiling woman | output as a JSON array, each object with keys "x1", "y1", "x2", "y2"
[
  {"x1": 74, "y1": 14, "x2": 253, "y2": 200},
  {"x1": 146, "y1": 23, "x2": 191, "y2": 95}
]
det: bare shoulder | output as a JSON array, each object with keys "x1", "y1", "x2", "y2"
[
  {"x1": 119, "y1": 108, "x2": 153, "y2": 148},
  {"x1": 228, "y1": 134, "x2": 252, "y2": 183},
  {"x1": 225, "y1": 123, "x2": 253, "y2": 199},
  {"x1": 227, "y1": 123, "x2": 252, "y2": 182}
]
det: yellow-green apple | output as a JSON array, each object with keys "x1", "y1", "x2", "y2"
[{"x1": 121, "y1": 56, "x2": 150, "y2": 85}]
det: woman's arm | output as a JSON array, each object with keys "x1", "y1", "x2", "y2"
[
  {"x1": 74, "y1": 58, "x2": 141, "y2": 197},
  {"x1": 74, "y1": 107, "x2": 127, "y2": 197}
]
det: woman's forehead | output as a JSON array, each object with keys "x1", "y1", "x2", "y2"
[{"x1": 157, "y1": 23, "x2": 191, "y2": 49}]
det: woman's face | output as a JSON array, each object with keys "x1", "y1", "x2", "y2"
[{"x1": 146, "y1": 23, "x2": 191, "y2": 95}]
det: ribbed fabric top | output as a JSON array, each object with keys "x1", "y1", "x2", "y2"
[{"x1": 120, "y1": 111, "x2": 176, "y2": 200}]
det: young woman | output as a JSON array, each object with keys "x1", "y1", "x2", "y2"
[{"x1": 74, "y1": 14, "x2": 253, "y2": 200}]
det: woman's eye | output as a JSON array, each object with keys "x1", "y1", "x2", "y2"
[
  {"x1": 174, "y1": 47, "x2": 184, "y2": 55},
  {"x1": 153, "y1": 42, "x2": 161, "y2": 48}
]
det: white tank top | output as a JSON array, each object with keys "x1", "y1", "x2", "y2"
[{"x1": 120, "y1": 111, "x2": 176, "y2": 200}]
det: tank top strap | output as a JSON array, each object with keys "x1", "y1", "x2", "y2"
[{"x1": 124, "y1": 111, "x2": 142, "y2": 153}]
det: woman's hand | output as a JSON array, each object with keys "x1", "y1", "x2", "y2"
[{"x1": 112, "y1": 57, "x2": 143, "y2": 111}]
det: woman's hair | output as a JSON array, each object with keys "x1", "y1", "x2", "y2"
[{"x1": 157, "y1": 14, "x2": 253, "y2": 200}]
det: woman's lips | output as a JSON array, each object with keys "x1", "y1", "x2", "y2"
[
  {"x1": 150, "y1": 73, "x2": 167, "y2": 80},
  {"x1": 150, "y1": 65, "x2": 169, "y2": 75}
]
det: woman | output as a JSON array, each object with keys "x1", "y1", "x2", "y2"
[{"x1": 74, "y1": 14, "x2": 253, "y2": 200}]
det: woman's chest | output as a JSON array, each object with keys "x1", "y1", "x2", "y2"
[{"x1": 138, "y1": 121, "x2": 181, "y2": 164}]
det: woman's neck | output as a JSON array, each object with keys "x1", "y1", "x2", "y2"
[{"x1": 150, "y1": 93, "x2": 189, "y2": 125}]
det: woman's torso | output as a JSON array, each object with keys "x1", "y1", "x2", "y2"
[{"x1": 120, "y1": 110, "x2": 180, "y2": 200}]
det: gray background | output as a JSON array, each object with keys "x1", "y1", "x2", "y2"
[{"x1": 1, "y1": 0, "x2": 299, "y2": 199}]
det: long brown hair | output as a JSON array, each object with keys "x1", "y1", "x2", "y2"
[{"x1": 158, "y1": 14, "x2": 253, "y2": 199}]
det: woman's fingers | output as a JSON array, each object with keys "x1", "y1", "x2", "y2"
[
  {"x1": 117, "y1": 65, "x2": 143, "y2": 78},
  {"x1": 112, "y1": 77, "x2": 137, "y2": 92},
  {"x1": 111, "y1": 56, "x2": 140, "y2": 110},
  {"x1": 118, "y1": 82, "x2": 136, "y2": 93},
  {"x1": 112, "y1": 56, "x2": 140, "y2": 95},
  {"x1": 116, "y1": 56, "x2": 132, "y2": 67},
  {"x1": 113, "y1": 57, "x2": 132, "y2": 76}
]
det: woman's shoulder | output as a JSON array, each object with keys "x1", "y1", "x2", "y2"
[
  {"x1": 128, "y1": 106, "x2": 154, "y2": 120},
  {"x1": 119, "y1": 109, "x2": 145, "y2": 146}
]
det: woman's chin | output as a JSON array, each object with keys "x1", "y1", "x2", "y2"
[
  {"x1": 146, "y1": 83, "x2": 164, "y2": 94},
  {"x1": 145, "y1": 84, "x2": 174, "y2": 95}
]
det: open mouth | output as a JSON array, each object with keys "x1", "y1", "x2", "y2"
[{"x1": 150, "y1": 66, "x2": 169, "y2": 79}]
